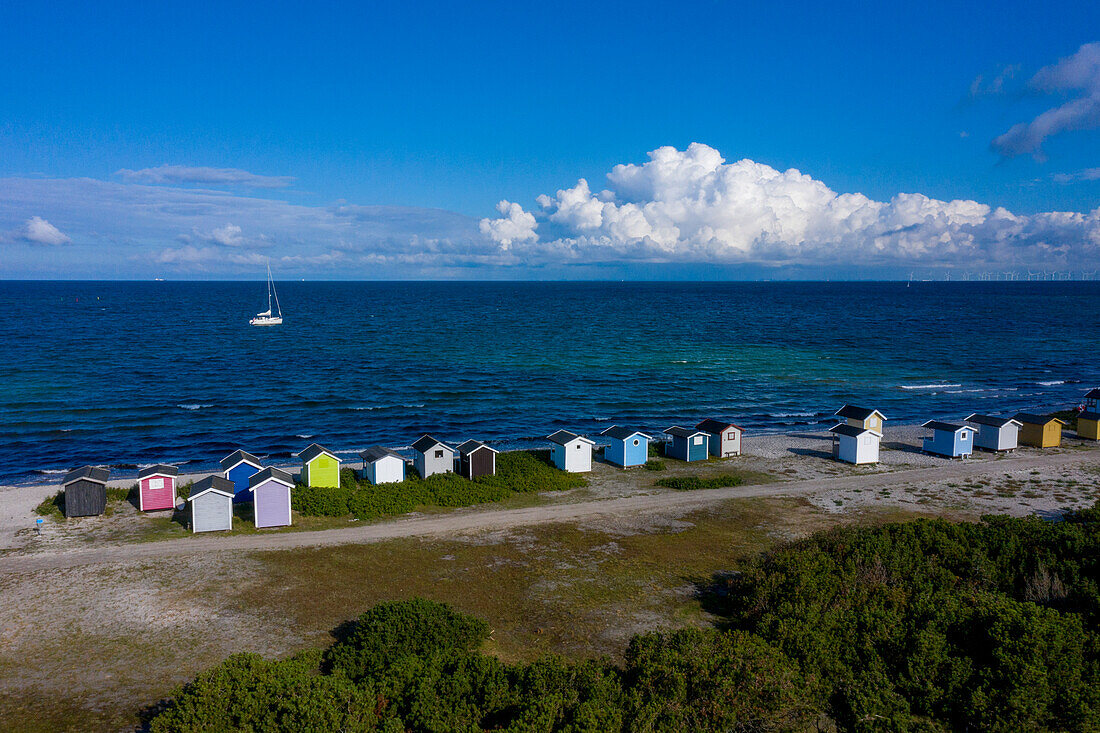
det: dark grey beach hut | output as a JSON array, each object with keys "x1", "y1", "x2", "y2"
[
  {"x1": 187, "y1": 476, "x2": 235, "y2": 533},
  {"x1": 457, "y1": 440, "x2": 498, "y2": 479},
  {"x1": 62, "y1": 466, "x2": 110, "y2": 518}
]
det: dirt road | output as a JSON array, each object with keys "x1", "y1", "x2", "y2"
[{"x1": 3, "y1": 448, "x2": 1096, "y2": 572}]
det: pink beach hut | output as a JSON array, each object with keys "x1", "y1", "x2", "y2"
[
  {"x1": 248, "y1": 467, "x2": 294, "y2": 528},
  {"x1": 137, "y1": 464, "x2": 179, "y2": 511}
]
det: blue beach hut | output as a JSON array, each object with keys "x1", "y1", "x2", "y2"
[
  {"x1": 600, "y1": 426, "x2": 652, "y2": 468},
  {"x1": 220, "y1": 449, "x2": 263, "y2": 502},
  {"x1": 921, "y1": 421, "x2": 976, "y2": 458},
  {"x1": 664, "y1": 426, "x2": 710, "y2": 462}
]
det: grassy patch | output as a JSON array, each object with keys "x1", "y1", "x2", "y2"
[{"x1": 654, "y1": 470, "x2": 774, "y2": 491}]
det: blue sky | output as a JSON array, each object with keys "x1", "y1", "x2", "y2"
[{"x1": 1, "y1": 1, "x2": 1098, "y2": 278}]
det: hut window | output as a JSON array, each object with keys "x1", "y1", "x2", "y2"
[
  {"x1": 435, "y1": 449, "x2": 444, "y2": 459},
  {"x1": 575, "y1": 444, "x2": 581, "y2": 449},
  {"x1": 693, "y1": 436, "x2": 703, "y2": 445},
  {"x1": 632, "y1": 439, "x2": 639, "y2": 446},
  {"x1": 148, "y1": 477, "x2": 164, "y2": 490}
]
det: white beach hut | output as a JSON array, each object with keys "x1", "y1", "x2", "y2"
[
  {"x1": 965, "y1": 414, "x2": 1022, "y2": 452},
  {"x1": 359, "y1": 446, "x2": 406, "y2": 484},
  {"x1": 411, "y1": 434, "x2": 455, "y2": 478},
  {"x1": 547, "y1": 430, "x2": 595, "y2": 473},
  {"x1": 828, "y1": 423, "x2": 882, "y2": 465}
]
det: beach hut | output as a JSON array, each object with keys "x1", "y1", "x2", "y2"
[
  {"x1": 921, "y1": 421, "x2": 976, "y2": 458},
  {"x1": 664, "y1": 426, "x2": 710, "y2": 462},
  {"x1": 458, "y1": 440, "x2": 498, "y2": 479},
  {"x1": 187, "y1": 476, "x2": 235, "y2": 533},
  {"x1": 1084, "y1": 388, "x2": 1100, "y2": 411},
  {"x1": 220, "y1": 450, "x2": 263, "y2": 502},
  {"x1": 248, "y1": 467, "x2": 294, "y2": 528},
  {"x1": 412, "y1": 435, "x2": 456, "y2": 478},
  {"x1": 965, "y1": 414, "x2": 1022, "y2": 452},
  {"x1": 137, "y1": 464, "x2": 178, "y2": 511},
  {"x1": 547, "y1": 430, "x2": 595, "y2": 473},
  {"x1": 359, "y1": 446, "x2": 406, "y2": 484},
  {"x1": 600, "y1": 426, "x2": 652, "y2": 468},
  {"x1": 828, "y1": 424, "x2": 881, "y2": 464},
  {"x1": 1076, "y1": 411, "x2": 1100, "y2": 441},
  {"x1": 298, "y1": 443, "x2": 341, "y2": 488},
  {"x1": 695, "y1": 419, "x2": 743, "y2": 457},
  {"x1": 61, "y1": 466, "x2": 109, "y2": 518},
  {"x1": 1014, "y1": 413, "x2": 1066, "y2": 448},
  {"x1": 834, "y1": 405, "x2": 887, "y2": 433}
]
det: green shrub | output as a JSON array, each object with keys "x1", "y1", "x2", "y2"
[
  {"x1": 643, "y1": 459, "x2": 666, "y2": 471},
  {"x1": 292, "y1": 482, "x2": 352, "y2": 517},
  {"x1": 655, "y1": 473, "x2": 746, "y2": 490},
  {"x1": 35, "y1": 491, "x2": 64, "y2": 517}
]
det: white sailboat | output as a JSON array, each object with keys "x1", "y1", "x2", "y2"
[{"x1": 250, "y1": 265, "x2": 283, "y2": 326}]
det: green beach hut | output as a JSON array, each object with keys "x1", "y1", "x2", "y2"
[{"x1": 298, "y1": 443, "x2": 341, "y2": 488}]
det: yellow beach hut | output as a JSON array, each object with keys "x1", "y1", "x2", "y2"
[
  {"x1": 298, "y1": 443, "x2": 341, "y2": 488},
  {"x1": 1013, "y1": 413, "x2": 1066, "y2": 448},
  {"x1": 834, "y1": 405, "x2": 886, "y2": 433},
  {"x1": 1077, "y1": 411, "x2": 1100, "y2": 441}
]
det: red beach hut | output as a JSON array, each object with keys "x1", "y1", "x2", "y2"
[{"x1": 138, "y1": 464, "x2": 179, "y2": 511}]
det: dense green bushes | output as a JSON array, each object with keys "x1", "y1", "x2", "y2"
[
  {"x1": 292, "y1": 450, "x2": 586, "y2": 521},
  {"x1": 654, "y1": 473, "x2": 747, "y2": 490},
  {"x1": 148, "y1": 503, "x2": 1100, "y2": 732}
]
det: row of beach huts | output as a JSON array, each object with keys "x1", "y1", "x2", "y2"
[{"x1": 54, "y1": 389, "x2": 1100, "y2": 533}]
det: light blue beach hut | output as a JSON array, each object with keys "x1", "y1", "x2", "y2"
[
  {"x1": 220, "y1": 449, "x2": 263, "y2": 503},
  {"x1": 600, "y1": 426, "x2": 652, "y2": 468},
  {"x1": 921, "y1": 421, "x2": 976, "y2": 458},
  {"x1": 664, "y1": 426, "x2": 710, "y2": 462}
]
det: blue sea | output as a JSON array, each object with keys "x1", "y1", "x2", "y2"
[{"x1": 2, "y1": 280, "x2": 1098, "y2": 483}]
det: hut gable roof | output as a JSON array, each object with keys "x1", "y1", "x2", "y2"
[
  {"x1": 665, "y1": 426, "x2": 708, "y2": 439},
  {"x1": 1077, "y1": 411, "x2": 1100, "y2": 421},
  {"x1": 1085, "y1": 388, "x2": 1100, "y2": 400},
  {"x1": 219, "y1": 450, "x2": 262, "y2": 472},
  {"x1": 965, "y1": 414, "x2": 1022, "y2": 428},
  {"x1": 835, "y1": 405, "x2": 886, "y2": 421},
  {"x1": 458, "y1": 439, "x2": 498, "y2": 456},
  {"x1": 922, "y1": 420, "x2": 972, "y2": 433},
  {"x1": 298, "y1": 443, "x2": 338, "y2": 464},
  {"x1": 695, "y1": 419, "x2": 743, "y2": 434},
  {"x1": 600, "y1": 425, "x2": 653, "y2": 441},
  {"x1": 412, "y1": 435, "x2": 453, "y2": 454},
  {"x1": 189, "y1": 475, "x2": 235, "y2": 500},
  {"x1": 828, "y1": 424, "x2": 882, "y2": 438},
  {"x1": 138, "y1": 464, "x2": 179, "y2": 479},
  {"x1": 547, "y1": 430, "x2": 595, "y2": 446},
  {"x1": 63, "y1": 466, "x2": 110, "y2": 486},
  {"x1": 359, "y1": 446, "x2": 405, "y2": 463},
  {"x1": 249, "y1": 466, "x2": 294, "y2": 490},
  {"x1": 1013, "y1": 413, "x2": 1067, "y2": 426}
]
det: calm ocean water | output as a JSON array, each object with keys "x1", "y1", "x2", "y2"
[{"x1": 2, "y1": 280, "x2": 1099, "y2": 483}]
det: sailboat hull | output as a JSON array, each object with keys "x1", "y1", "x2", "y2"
[{"x1": 250, "y1": 316, "x2": 283, "y2": 326}]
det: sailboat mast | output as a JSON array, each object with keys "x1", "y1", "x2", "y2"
[
  {"x1": 266, "y1": 266, "x2": 272, "y2": 312},
  {"x1": 269, "y1": 266, "x2": 282, "y2": 316}
]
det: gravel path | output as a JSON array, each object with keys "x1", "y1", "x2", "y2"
[{"x1": 4, "y1": 448, "x2": 1096, "y2": 572}]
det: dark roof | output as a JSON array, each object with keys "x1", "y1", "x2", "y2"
[
  {"x1": 1013, "y1": 412, "x2": 1066, "y2": 426},
  {"x1": 922, "y1": 420, "x2": 971, "y2": 433},
  {"x1": 835, "y1": 405, "x2": 885, "y2": 421},
  {"x1": 298, "y1": 443, "x2": 338, "y2": 463},
  {"x1": 219, "y1": 449, "x2": 261, "y2": 471},
  {"x1": 359, "y1": 446, "x2": 405, "y2": 463},
  {"x1": 189, "y1": 475, "x2": 235, "y2": 499},
  {"x1": 695, "y1": 418, "x2": 743, "y2": 434},
  {"x1": 665, "y1": 426, "x2": 708, "y2": 439},
  {"x1": 965, "y1": 414, "x2": 1020, "y2": 428},
  {"x1": 138, "y1": 464, "x2": 179, "y2": 479},
  {"x1": 249, "y1": 466, "x2": 294, "y2": 489},
  {"x1": 1085, "y1": 388, "x2": 1100, "y2": 399},
  {"x1": 547, "y1": 430, "x2": 594, "y2": 446},
  {"x1": 63, "y1": 465, "x2": 110, "y2": 486},
  {"x1": 458, "y1": 439, "x2": 498, "y2": 455},
  {"x1": 600, "y1": 425, "x2": 652, "y2": 441},
  {"x1": 1077, "y1": 411, "x2": 1100, "y2": 421},
  {"x1": 828, "y1": 423, "x2": 879, "y2": 438},
  {"x1": 411, "y1": 434, "x2": 452, "y2": 453}
]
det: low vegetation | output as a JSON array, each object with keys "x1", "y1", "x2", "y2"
[
  {"x1": 293, "y1": 450, "x2": 587, "y2": 521},
  {"x1": 654, "y1": 471, "x2": 771, "y2": 490},
  {"x1": 146, "y1": 503, "x2": 1100, "y2": 731},
  {"x1": 34, "y1": 484, "x2": 139, "y2": 518}
]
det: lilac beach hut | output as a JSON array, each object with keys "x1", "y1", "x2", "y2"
[{"x1": 248, "y1": 467, "x2": 294, "y2": 528}]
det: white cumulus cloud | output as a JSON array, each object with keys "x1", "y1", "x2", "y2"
[
  {"x1": 479, "y1": 143, "x2": 1100, "y2": 268},
  {"x1": 21, "y1": 216, "x2": 71, "y2": 245},
  {"x1": 207, "y1": 223, "x2": 244, "y2": 246},
  {"x1": 478, "y1": 200, "x2": 537, "y2": 248}
]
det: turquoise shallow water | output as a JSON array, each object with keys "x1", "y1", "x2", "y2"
[{"x1": 2, "y1": 280, "x2": 1098, "y2": 482}]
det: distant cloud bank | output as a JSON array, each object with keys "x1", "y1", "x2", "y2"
[
  {"x1": 115, "y1": 165, "x2": 295, "y2": 189},
  {"x1": 480, "y1": 143, "x2": 1100, "y2": 269}
]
